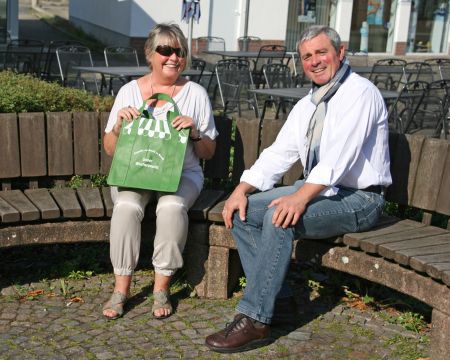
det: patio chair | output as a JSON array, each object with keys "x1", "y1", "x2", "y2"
[
  {"x1": 237, "y1": 36, "x2": 262, "y2": 51},
  {"x1": 4, "y1": 39, "x2": 44, "y2": 76},
  {"x1": 406, "y1": 79, "x2": 450, "y2": 138},
  {"x1": 188, "y1": 57, "x2": 206, "y2": 85},
  {"x1": 195, "y1": 36, "x2": 226, "y2": 53},
  {"x1": 214, "y1": 58, "x2": 258, "y2": 117},
  {"x1": 104, "y1": 46, "x2": 140, "y2": 95},
  {"x1": 41, "y1": 40, "x2": 83, "y2": 81},
  {"x1": 56, "y1": 45, "x2": 99, "y2": 94},
  {"x1": 261, "y1": 63, "x2": 294, "y2": 119},
  {"x1": 424, "y1": 58, "x2": 450, "y2": 80},
  {"x1": 403, "y1": 61, "x2": 434, "y2": 84},
  {"x1": 369, "y1": 58, "x2": 407, "y2": 91},
  {"x1": 251, "y1": 44, "x2": 287, "y2": 88},
  {"x1": 387, "y1": 80, "x2": 428, "y2": 134}
]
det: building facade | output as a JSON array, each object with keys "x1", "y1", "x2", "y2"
[{"x1": 2, "y1": 0, "x2": 449, "y2": 56}]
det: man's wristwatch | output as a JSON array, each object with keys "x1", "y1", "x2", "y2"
[{"x1": 190, "y1": 134, "x2": 202, "y2": 142}]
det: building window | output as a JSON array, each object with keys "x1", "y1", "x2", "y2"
[
  {"x1": 285, "y1": 0, "x2": 332, "y2": 50},
  {"x1": 407, "y1": 0, "x2": 449, "y2": 53},
  {"x1": 348, "y1": 0, "x2": 394, "y2": 53},
  {"x1": 0, "y1": 0, "x2": 7, "y2": 44}
]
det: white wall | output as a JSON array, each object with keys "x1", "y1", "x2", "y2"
[{"x1": 69, "y1": 0, "x2": 289, "y2": 50}]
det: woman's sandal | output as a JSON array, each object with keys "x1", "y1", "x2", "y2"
[
  {"x1": 152, "y1": 290, "x2": 173, "y2": 320},
  {"x1": 102, "y1": 291, "x2": 128, "y2": 320}
]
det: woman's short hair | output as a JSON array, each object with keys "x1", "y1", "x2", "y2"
[
  {"x1": 144, "y1": 23, "x2": 189, "y2": 68},
  {"x1": 297, "y1": 26, "x2": 341, "y2": 54}
]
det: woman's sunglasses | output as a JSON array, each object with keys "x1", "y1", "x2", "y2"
[{"x1": 155, "y1": 45, "x2": 185, "y2": 58}]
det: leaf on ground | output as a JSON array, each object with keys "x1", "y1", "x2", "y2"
[
  {"x1": 20, "y1": 289, "x2": 45, "y2": 300},
  {"x1": 70, "y1": 296, "x2": 84, "y2": 303},
  {"x1": 343, "y1": 296, "x2": 371, "y2": 311}
]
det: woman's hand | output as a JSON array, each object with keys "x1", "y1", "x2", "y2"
[
  {"x1": 112, "y1": 106, "x2": 140, "y2": 135},
  {"x1": 104, "y1": 105, "x2": 139, "y2": 156},
  {"x1": 172, "y1": 115, "x2": 197, "y2": 136}
]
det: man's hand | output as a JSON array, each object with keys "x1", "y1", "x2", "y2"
[
  {"x1": 269, "y1": 182, "x2": 327, "y2": 229},
  {"x1": 222, "y1": 182, "x2": 255, "y2": 229},
  {"x1": 268, "y1": 193, "x2": 307, "y2": 228}
]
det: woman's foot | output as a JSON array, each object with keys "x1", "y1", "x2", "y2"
[
  {"x1": 152, "y1": 289, "x2": 173, "y2": 319},
  {"x1": 102, "y1": 290, "x2": 128, "y2": 320}
]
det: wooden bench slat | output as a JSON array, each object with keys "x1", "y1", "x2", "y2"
[
  {"x1": 0, "y1": 197, "x2": 20, "y2": 223},
  {"x1": 425, "y1": 262, "x2": 450, "y2": 281},
  {"x1": 189, "y1": 189, "x2": 226, "y2": 221},
  {"x1": 232, "y1": 116, "x2": 260, "y2": 182},
  {"x1": 73, "y1": 112, "x2": 100, "y2": 175},
  {"x1": 19, "y1": 113, "x2": 47, "y2": 177},
  {"x1": 49, "y1": 188, "x2": 82, "y2": 218},
  {"x1": 47, "y1": 112, "x2": 74, "y2": 176},
  {"x1": 76, "y1": 188, "x2": 105, "y2": 218},
  {"x1": 436, "y1": 142, "x2": 450, "y2": 216},
  {"x1": 409, "y1": 253, "x2": 450, "y2": 274},
  {"x1": 204, "y1": 115, "x2": 233, "y2": 180},
  {"x1": 411, "y1": 138, "x2": 449, "y2": 211},
  {"x1": 386, "y1": 134, "x2": 425, "y2": 205},
  {"x1": 394, "y1": 242, "x2": 450, "y2": 266},
  {"x1": 0, "y1": 190, "x2": 40, "y2": 221},
  {"x1": 101, "y1": 187, "x2": 114, "y2": 217},
  {"x1": 343, "y1": 218, "x2": 425, "y2": 250},
  {"x1": 24, "y1": 189, "x2": 60, "y2": 219},
  {"x1": 376, "y1": 227, "x2": 449, "y2": 259},
  {"x1": 100, "y1": 112, "x2": 113, "y2": 175},
  {"x1": 0, "y1": 113, "x2": 20, "y2": 179}
]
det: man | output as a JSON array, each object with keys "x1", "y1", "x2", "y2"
[{"x1": 205, "y1": 25, "x2": 392, "y2": 353}]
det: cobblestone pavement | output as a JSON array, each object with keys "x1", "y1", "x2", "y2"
[{"x1": 0, "y1": 264, "x2": 430, "y2": 360}]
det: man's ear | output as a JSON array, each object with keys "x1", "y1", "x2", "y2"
[{"x1": 338, "y1": 45, "x2": 345, "y2": 61}]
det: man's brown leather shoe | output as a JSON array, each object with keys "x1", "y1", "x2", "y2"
[{"x1": 205, "y1": 314, "x2": 271, "y2": 353}]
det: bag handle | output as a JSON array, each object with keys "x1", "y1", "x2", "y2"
[{"x1": 138, "y1": 92, "x2": 181, "y2": 116}]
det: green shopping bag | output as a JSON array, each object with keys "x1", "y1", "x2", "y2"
[{"x1": 107, "y1": 93, "x2": 190, "y2": 192}]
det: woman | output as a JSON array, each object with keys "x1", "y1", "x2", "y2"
[{"x1": 102, "y1": 23, "x2": 217, "y2": 320}]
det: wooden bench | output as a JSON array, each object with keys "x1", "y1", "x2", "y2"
[
  {"x1": 0, "y1": 111, "x2": 233, "y2": 298},
  {"x1": 205, "y1": 114, "x2": 450, "y2": 359}
]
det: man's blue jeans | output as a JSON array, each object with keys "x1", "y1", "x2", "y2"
[{"x1": 231, "y1": 180, "x2": 385, "y2": 324}]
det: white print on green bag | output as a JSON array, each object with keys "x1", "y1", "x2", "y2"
[{"x1": 121, "y1": 108, "x2": 188, "y2": 171}]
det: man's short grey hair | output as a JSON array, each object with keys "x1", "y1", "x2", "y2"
[{"x1": 297, "y1": 26, "x2": 341, "y2": 54}]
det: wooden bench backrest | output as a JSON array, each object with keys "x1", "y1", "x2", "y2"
[
  {"x1": 387, "y1": 133, "x2": 450, "y2": 222},
  {"x1": 0, "y1": 112, "x2": 232, "y2": 189},
  {"x1": 230, "y1": 115, "x2": 449, "y2": 222}
]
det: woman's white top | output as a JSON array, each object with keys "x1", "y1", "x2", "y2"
[{"x1": 105, "y1": 80, "x2": 218, "y2": 192}]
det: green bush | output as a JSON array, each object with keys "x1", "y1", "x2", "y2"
[{"x1": 0, "y1": 70, "x2": 114, "y2": 113}]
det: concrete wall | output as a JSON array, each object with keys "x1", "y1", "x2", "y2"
[{"x1": 69, "y1": 0, "x2": 289, "y2": 51}]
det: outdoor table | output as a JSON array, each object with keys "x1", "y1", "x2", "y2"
[{"x1": 72, "y1": 66, "x2": 210, "y2": 78}]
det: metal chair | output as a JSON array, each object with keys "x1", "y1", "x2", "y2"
[
  {"x1": 261, "y1": 63, "x2": 294, "y2": 119},
  {"x1": 41, "y1": 40, "x2": 83, "y2": 81},
  {"x1": 252, "y1": 44, "x2": 287, "y2": 88},
  {"x1": 387, "y1": 80, "x2": 428, "y2": 134},
  {"x1": 406, "y1": 79, "x2": 450, "y2": 138},
  {"x1": 214, "y1": 59, "x2": 258, "y2": 117},
  {"x1": 424, "y1": 58, "x2": 450, "y2": 80},
  {"x1": 403, "y1": 61, "x2": 434, "y2": 84},
  {"x1": 237, "y1": 36, "x2": 262, "y2": 51},
  {"x1": 188, "y1": 57, "x2": 206, "y2": 84},
  {"x1": 4, "y1": 39, "x2": 44, "y2": 76},
  {"x1": 195, "y1": 36, "x2": 226, "y2": 53},
  {"x1": 103, "y1": 46, "x2": 139, "y2": 95},
  {"x1": 369, "y1": 58, "x2": 407, "y2": 91},
  {"x1": 56, "y1": 45, "x2": 99, "y2": 94}
]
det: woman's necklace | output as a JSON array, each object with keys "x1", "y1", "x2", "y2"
[{"x1": 150, "y1": 74, "x2": 177, "y2": 98}]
